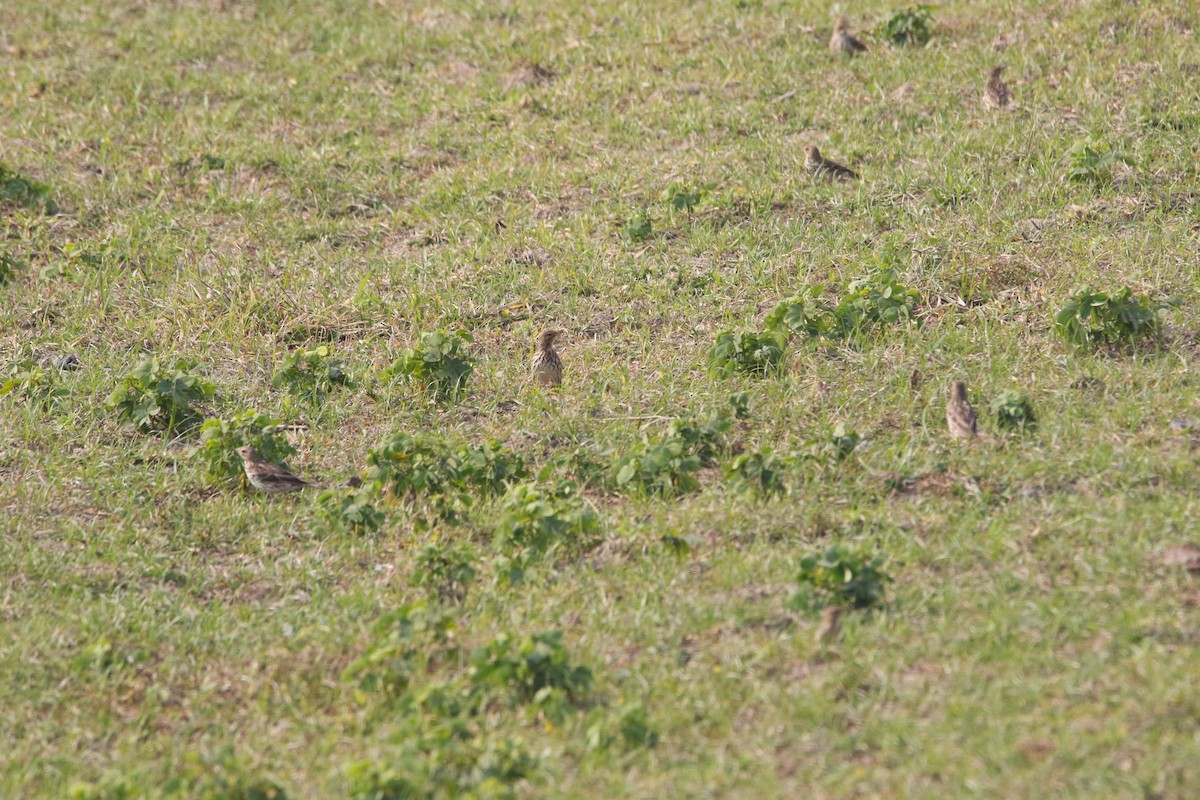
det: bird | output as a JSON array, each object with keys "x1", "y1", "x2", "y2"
[
  {"x1": 946, "y1": 381, "x2": 979, "y2": 439},
  {"x1": 829, "y1": 17, "x2": 868, "y2": 56},
  {"x1": 814, "y1": 605, "x2": 844, "y2": 646},
  {"x1": 235, "y1": 446, "x2": 314, "y2": 493},
  {"x1": 804, "y1": 145, "x2": 859, "y2": 181},
  {"x1": 531, "y1": 328, "x2": 564, "y2": 387},
  {"x1": 983, "y1": 66, "x2": 1011, "y2": 110}
]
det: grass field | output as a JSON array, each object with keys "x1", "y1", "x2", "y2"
[{"x1": 3, "y1": 0, "x2": 1200, "y2": 797}]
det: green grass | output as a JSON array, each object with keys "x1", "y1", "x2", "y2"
[{"x1": 4, "y1": 0, "x2": 1200, "y2": 797}]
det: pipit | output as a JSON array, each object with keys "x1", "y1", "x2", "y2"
[
  {"x1": 946, "y1": 380, "x2": 978, "y2": 439},
  {"x1": 532, "y1": 328, "x2": 563, "y2": 388},
  {"x1": 983, "y1": 66, "x2": 1011, "y2": 110},
  {"x1": 804, "y1": 145, "x2": 859, "y2": 181},
  {"x1": 830, "y1": 17, "x2": 868, "y2": 56},
  {"x1": 236, "y1": 446, "x2": 314, "y2": 493},
  {"x1": 815, "y1": 605, "x2": 844, "y2": 646}
]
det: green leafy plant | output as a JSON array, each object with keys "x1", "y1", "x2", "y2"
[
  {"x1": 382, "y1": 330, "x2": 474, "y2": 401},
  {"x1": 662, "y1": 181, "x2": 715, "y2": 216},
  {"x1": 366, "y1": 434, "x2": 526, "y2": 521},
  {"x1": 0, "y1": 360, "x2": 68, "y2": 409},
  {"x1": 1054, "y1": 286, "x2": 1172, "y2": 349},
  {"x1": 413, "y1": 540, "x2": 479, "y2": 603},
  {"x1": 614, "y1": 437, "x2": 701, "y2": 496},
  {"x1": 881, "y1": 5, "x2": 934, "y2": 46},
  {"x1": 667, "y1": 410, "x2": 733, "y2": 464},
  {"x1": 196, "y1": 410, "x2": 297, "y2": 483},
  {"x1": 271, "y1": 344, "x2": 350, "y2": 401},
  {"x1": 470, "y1": 630, "x2": 593, "y2": 711},
  {"x1": 342, "y1": 602, "x2": 459, "y2": 702},
  {"x1": 585, "y1": 701, "x2": 659, "y2": 752},
  {"x1": 495, "y1": 481, "x2": 600, "y2": 559},
  {"x1": 725, "y1": 448, "x2": 786, "y2": 499},
  {"x1": 0, "y1": 163, "x2": 55, "y2": 212},
  {"x1": 345, "y1": 735, "x2": 535, "y2": 800},
  {"x1": 1067, "y1": 138, "x2": 1133, "y2": 185},
  {"x1": 990, "y1": 391, "x2": 1037, "y2": 431},
  {"x1": 789, "y1": 545, "x2": 891, "y2": 612},
  {"x1": 0, "y1": 252, "x2": 24, "y2": 286},
  {"x1": 105, "y1": 358, "x2": 215, "y2": 433},
  {"x1": 824, "y1": 424, "x2": 861, "y2": 460},
  {"x1": 621, "y1": 210, "x2": 654, "y2": 242},
  {"x1": 707, "y1": 330, "x2": 786, "y2": 376},
  {"x1": 766, "y1": 286, "x2": 833, "y2": 338},
  {"x1": 318, "y1": 484, "x2": 385, "y2": 533},
  {"x1": 831, "y1": 267, "x2": 921, "y2": 338}
]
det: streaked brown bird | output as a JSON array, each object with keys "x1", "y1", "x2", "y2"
[
  {"x1": 829, "y1": 17, "x2": 868, "y2": 56},
  {"x1": 946, "y1": 381, "x2": 978, "y2": 439},
  {"x1": 983, "y1": 66, "x2": 1011, "y2": 110},
  {"x1": 531, "y1": 328, "x2": 563, "y2": 388},
  {"x1": 815, "y1": 605, "x2": 844, "y2": 646},
  {"x1": 804, "y1": 145, "x2": 859, "y2": 181},
  {"x1": 236, "y1": 446, "x2": 314, "y2": 493}
]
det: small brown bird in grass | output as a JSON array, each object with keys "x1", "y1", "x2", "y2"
[
  {"x1": 804, "y1": 145, "x2": 859, "y2": 181},
  {"x1": 983, "y1": 66, "x2": 1011, "y2": 110},
  {"x1": 531, "y1": 328, "x2": 563, "y2": 387},
  {"x1": 829, "y1": 17, "x2": 868, "y2": 56},
  {"x1": 815, "y1": 605, "x2": 844, "y2": 646},
  {"x1": 236, "y1": 446, "x2": 314, "y2": 493},
  {"x1": 946, "y1": 381, "x2": 978, "y2": 439}
]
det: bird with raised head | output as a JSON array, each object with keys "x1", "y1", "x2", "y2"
[
  {"x1": 830, "y1": 17, "x2": 868, "y2": 56},
  {"x1": 236, "y1": 446, "x2": 314, "y2": 493},
  {"x1": 983, "y1": 66, "x2": 1011, "y2": 110},
  {"x1": 804, "y1": 145, "x2": 859, "y2": 180},
  {"x1": 946, "y1": 381, "x2": 979, "y2": 439},
  {"x1": 531, "y1": 328, "x2": 563, "y2": 388}
]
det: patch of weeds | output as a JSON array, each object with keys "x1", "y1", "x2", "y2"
[
  {"x1": 495, "y1": 481, "x2": 600, "y2": 560},
  {"x1": 614, "y1": 437, "x2": 701, "y2": 496},
  {"x1": 342, "y1": 601, "x2": 459, "y2": 702},
  {"x1": 470, "y1": 630, "x2": 594, "y2": 718},
  {"x1": 824, "y1": 424, "x2": 862, "y2": 460},
  {"x1": 0, "y1": 360, "x2": 68, "y2": 409},
  {"x1": 990, "y1": 391, "x2": 1037, "y2": 431},
  {"x1": 1067, "y1": 138, "x2": 1133, "y2": 185},
  {"x1": 196, "y1": 410, "x2": 297, "y2": 484},
  {"x1": 318, "y1": 483, "x2": 386, "y2": 534},
  {"x1": 0, "y1": 252, "x2": 25, "y2": 285},
  {"x1": 881, "y1": 5, "x2": 934, "y2": 47},
  {"x1": 382, "y1": 330, "x2": 474, "y2": 402},
  {"x1": 159, "y1": 746, "x2": 289, "y2": 800},
  {"x1": 271, "y1": 344, "x2": 351, "y2": 402},
  {"x1": 585, "y1": 701, "x2": 659, "y2": 752},
  {"x1": 413, "y1": 540, "x2": 479, "y2": 603},
  {"x1": 104, "y1": 358, "x2": 214, "y2": 433},
  {"x1": 345, "y1": 734, "x2": 536, "y2": 800},
  {"x1": 1054, "y1": 286, "x2": 1173, "y2": 349},
  {"x1": 728, "y1": 391, "x2": 752, "y2": 419},
  {"x1": 768, "y1": 267, "x2": 920, "y2": 344},
  {"x1": 667, "y1": 409, "x2": 734, "y2": 464},
  {"x1": 789, "y1": 545, "x2": 891, "y2": 613},
  {"x1": 620, "y1": 209, "x2": 654, "y2": 242},
  {"x1": 662, "y1": 181, "x2": 715, "y2": 217},
  {"x1": 366, "y1": 434, "x2": 526, "y2": 522},
  {"x1": 0, "y1": 163, "x2": 55, "y2": 212},
  {"x1": 725, "y1": 448, "x2": 786, "y2": 499},
  {"x1": 707, "y1": 330, "x2": 786, "y2": 377}
]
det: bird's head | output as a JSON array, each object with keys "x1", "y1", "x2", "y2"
[
  {"x1": 950, "y1": 381, "x2": 969, "y2": 401},
  {"x1": 536, "y1": 328, "x2": 562, "y2": 350},
  {"x1": 833, "y1": 16, "x2": 850, "y2": 32},
  {"x1": 989, "y1": 66, "x2": 1006, "y2": 78},
  {"x1": 803, "y1": 145, "x2": 820, "y2": 160},
  {"x1": 235, "y1": 445, "x2": 259, "y2": 462}
]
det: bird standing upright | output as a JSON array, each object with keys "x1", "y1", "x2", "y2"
[
  {"x1": 946, "y1": 381, "x2": 979, "y2": 439},
  {"x1": 815, "y1": 605, "x2": 844, "y2": 646},
  {"x1": 804, "y1": 145, "x2": 859, "y2": 181},
  {"x1": 983, "y1": 66, "x2": 1011, "y2": 110},
  {"x1": 531, "y1": 328, "x2": 563, "y2": 388},
  {"x1": 236, "y1": 446, "x2": 314, "y2": 493},
  {"x1": 829, "y1": 17, "x2": 868, "y2": 57}
]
